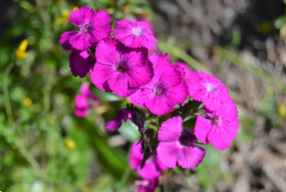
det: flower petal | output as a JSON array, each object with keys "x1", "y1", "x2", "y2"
[
  {"x1": 194, "y1": 115, "x2": 212, "y2": 144},
  {"x1": 157, "y1": 141, "x2": 181, "y2": 168},
  {"x1": 177, "y1": 144, "x2": 206, "y2": 169},
  {"x1": 158, "y1": 116, "x2": 182, "y2": 142}
]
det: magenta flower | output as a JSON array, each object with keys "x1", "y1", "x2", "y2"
[
  {"x1": 74, "y1": 84, "x2": 100, "y2": 117},
  {"x1": 69, "y1": 49, "x2": 95, "y2": 78},
  {"x1": 134, "y1": 18, "x2": 153, "y2": 32},
  {"x1": 134, "y1": 179, "x2": 159, "y2": 192},
  {"x1": 130, "y1": 53, "x2": 188, "y2": 116},
  {"x1": 195, "y1": 98, "x2": 239, "y2": 150},
  {"x1": 188, "y1": 71, "x2": 229, "y2": 111},
  {"x1": 59, "y1": 31, "x2": 75, "y2": 51},
  {"x1": 113, "y1": 19, "x2": 157, "y2": 51},
  {"x1": 90, "y1": 38, "x2": 153, "y2": 98},
  {"x1": 106, "y1": 109, "x2": 130, "y2": 131},
  {"x1": 74, "y1": 95, "x2": 89, "y2": 117},
  {"x1": 157, "y1": 116, "x2": 206, "y2": 169},
  {"x1": 176, "y1": 61, "x2": 195, "y2": 83},
  {"x1": 60, "y1": 7, "x2": 111, "y2": 50},
  {"x1": 130, "y1": 141, "x2": 167, "y2": 180}
]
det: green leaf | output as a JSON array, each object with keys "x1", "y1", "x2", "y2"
[
  {"x1": 91, "y1": 87, "x2": 122, "y2": 102},
  {"x1": 78, "y1": 119, "x2": 129, "y2": 179},
  {"x1": 118, "y1": 121, "x2": 140, "y2": 142},
  {"x1": 275, "y1": 15, "x2": 286, "y2": 29}
]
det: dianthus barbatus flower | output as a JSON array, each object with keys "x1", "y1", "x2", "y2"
[
  {"x1": 113, "y1": 19, "x2": 157, "y2": 51},
  {"x1": 194, "y1": 98, "x2": 239, "y2": 150},
  {"x1": 60, "y1": 7, "x2": 111, "y2": 50},
  {"x1": 176, "y1": 61, "x2": 195, "y2": 84},
  {"x1": 106, "y1": 108, "x2": 130, "y2": 131},
  {"x1": 74, "y1": 84, "x2": 100, "y2": 117},
  {"x1": 188, "y1": 71, "x2": 229, "y2": 111},
  {"x1": 130, "y1": 53, "x2": 188, "y2": 116},
  {"x1": 91, "y1": 38, "x2": 153, "y2": 98},
  {"x1": 157, "y1": 116, "x2": 206, "y2": 169},
  {"x1": 74, "y1": 94, "x2": 89, "y2": 117},
  {"x1": 134, "y1": 179, "x2": 159, "y2": 192},
  {"x1": 129, "y1": 141, "x2": 167, "y2": 180},
  {"x1": 69, "y1": 49, "x2": 95, "y2": 78}
]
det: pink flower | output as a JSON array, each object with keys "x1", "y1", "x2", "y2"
[
  {"x1": 130, "y1": 141, "x2": 167, "y2": 180},
  {"x1": 113, "y1": 19, "x2": 157, "y2": 51},
  {"x1": 176, "y1": 61, "x2": 195, "y2": 83},
  {"x1": 134, "y1": 18, "x2": 153, "y2": 32},
  {"x1": 90, "y1": 38, "x2": 153, "y2": 98},
  {"x1": 60, "y1": 7, "x2": 111, "y2": 50},
  {"x1": 74, "y1": 95, "x2": 89, "y2": 117},
  {"x1": 59, "y1": 31, "x2": 75, "y2": 51},
  {"x1": 69, "y1": 49, "x2": 95, "y2": 78},
  {"x1": 130, "y1": 53, "x2": 188, "y2": 116},
  {"x1": 195, "y1": 98, "x2": 239, "y2": 150},
  {"x1": 106, "y1": 109, "x2": 130, "y2": 131},
  {"x1": 74, "y1": 84, "x2": 100, "y2": 117},
  {"x1": 134, "y1": 179, "x2": 159, "y2": 192},
  {"x1": 188, "y1": 71, "x2": 229, "y2": 111},
  {"x1": 157, "y1": 116, "x2": 206, "y2": 169}
]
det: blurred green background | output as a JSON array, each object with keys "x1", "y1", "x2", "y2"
[{"x1": 1, "y1": 0, "x2": 286, "y2": 191}]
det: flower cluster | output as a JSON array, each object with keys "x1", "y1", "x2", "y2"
[
  {"x1": 60, "y1": 6, "x2": 239, "y2": 191},
  {"x1": 74, "y1": 84, "x2": 100, "y2": 117}
]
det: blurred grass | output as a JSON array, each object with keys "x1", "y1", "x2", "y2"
[{"x1": 215, "y1": 47, "x2": 286, "y2": 94}]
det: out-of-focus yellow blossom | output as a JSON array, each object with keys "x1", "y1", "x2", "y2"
[
  {"x1": 23, "y1": 97, "x2": 32, "y2": 107},
  {"x1": 280, "y1": 23, "x2": 286, "y2": 39},
  {"x1": 259, "y1": 21, "x2": 271, "y2": 34},
  {"x1": 54, "y1": 6, "x2": 79, "y2": 26},
  {"x1": 54, "y1": 10, "x2": 70, "y2": 25},
  {"x1": 278, "y1": 103, "x2": 286, "y2": 118},
  {"x1": 15, "y1": 39, "x2": 28, "y2": 60},
  {"x1": 83, "y1": 189, "x2": 91, "y2": 192},
  {"x1": 65, "y1": 139, "x2": 76, "y2": 150},
  {"x1": 73, "y1": 6, "x2": 79, "y2": 11},
  {"x1": 172, "y1": 47, "x2": 180, "y2": 56}
]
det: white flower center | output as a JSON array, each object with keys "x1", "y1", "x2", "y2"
[
  {"x1": 132, "y1": 27, "x2": 142, "y2": 36},
  {"x1": 205, "y1": 82, "x2": 216, "y2": 93}
]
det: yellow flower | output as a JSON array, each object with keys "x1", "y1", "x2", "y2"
[
  {"x1": 278, "y1": 103, "x2": 286, "y2": 118},
  {"x1": 54, "y1": 10, "x2": 70, "y2": 26},
  {"x1": 65, "y1": 139, "x2": 76, "y2": 150},
  {"x1": 258, "y1": 21, "x2": 271, "y2": 34},
  {"x1": 73, "y1": 6, "x2": 79, "y2": 11},
  {"x1": 172, "y1": 47, "x2": 180, "y2": 56},
  {"x1": 54, "y1": 7, "x2": 79, "y2": 26},
  {"x1": 23, "y1": 97, "x2": 32, "y2": 107},
  {"x1": 15, "y1": 39, "x2": 28, "y2": 60},
  {"x1": 83, "y1": 189, "x2": 91, "y2": 192}
]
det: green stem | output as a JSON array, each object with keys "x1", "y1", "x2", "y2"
[
  {"x1": 2, "y1": 63, "x2": 46, "y2": 180},
  {"x1": 116, "y1": 166, "x2": 132, "y2": 192},
  {"x1": 3, "y1": 63, "x2": 15, "y2": 128},
  {"x1": 14, "y1": 139, "x2": 46, "y2": 180},
  {"x1": 43, "y1": 84, "x2": 50, "y2": 112}
]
